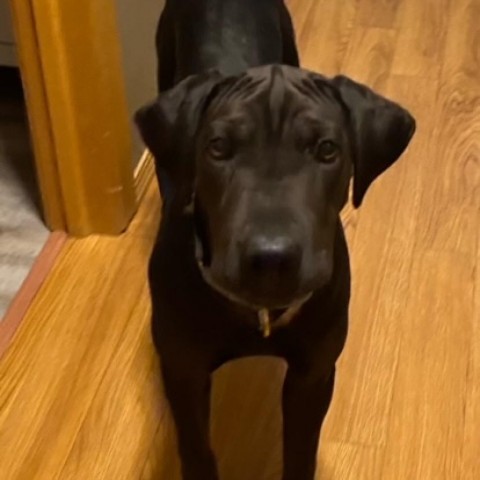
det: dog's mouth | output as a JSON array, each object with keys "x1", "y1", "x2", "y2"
[{"x1": 194, "y1": 227, "x2": 312, "y2": 336}]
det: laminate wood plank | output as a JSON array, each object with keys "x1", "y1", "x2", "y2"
[
  {"x1": 319, "y1": 442, "x2": 383, "y2": 480},
  {"x1": 355, "y1": 0, "x2": 403, "y2": 28},
  {"x1": 0, "y1": 233, "x2": 154, "y2": 478},
  {"x1": 341, "y1": 27, "x2": 397, "y2": 92},
  {"x1": 437, "y1": 0, "x2": 480, "y2": 209},
  {"x1": 463, "y1": 237, "x2": 480, "y2": 480},
  {"x1": 58, "y1": 288, "x2": 159, "y2": 480},
  {"x1": 296, "y1": 0, "x2": 357, "y2": 75},
  {"x1": 441, "y1": 0, "x2": 480, "y2": 81},
  {"x1": 381, "y1": 251, "x2": 474, "y2": 479},
  {"x1": 324, "y1": 239, "x2": 410, "y2": 448},
  {"x1": 0, "y1": 232, "x2": 67, "y2": 358},
  {"x1": 414, "y1": 203, "x2": 479, "y2": 256},
  {"x1": 391, "y1": 0, "x2": 450, "y2": 78},
  {"x1": 412, "y1": 0, "x2": 480, "y2": 254}
]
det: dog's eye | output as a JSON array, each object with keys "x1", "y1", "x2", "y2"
[
  {"x1": 207, "y1": 137, "x2": 233, "y2": 160},
  {"x1": 312, "y1": 140, "x2": 339, "y2": 164}
]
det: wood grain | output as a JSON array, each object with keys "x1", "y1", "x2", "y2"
[
  {"x1": 298, "y1": 0, "x2": 357, "y2": 75},
  {"x1": 0, "y1": 233, "x2": 153, "y2": 478},
  {"x1": 381, "y1": 252, "x2": 474, "y2": 479},
  {"x1": 355, "y1": 0, "x2": 403, "y2": 28},
  {"x1": 341, "y1": 27, "x2": 397, "y2": 92},
  {"x1": 391, "y1": 0, "x2": 451, "y2": 78},
  {"x1": 0, "y1": 232, "x2": 67, "y2": 358},
  {"x1": 0, "y1": 1, "x2": 479, "y2": 479},
  {"x1": 465, "y1": 236, "x2": 480, "y2": 480},
  {"x1": 318, "y1": 442, "x2": 383, "y2": 480}
]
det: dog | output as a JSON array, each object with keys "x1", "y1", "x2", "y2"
[{"x1": 135, "y1": 1, "x2": 415, "y2": 479}]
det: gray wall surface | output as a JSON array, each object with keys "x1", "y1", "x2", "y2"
[
  {"x1": 115, "y1": 0, "x2": 165, "y2": 166},
  {"x1": 0, "y1": 2, "x2": 18, "y2": 66}
]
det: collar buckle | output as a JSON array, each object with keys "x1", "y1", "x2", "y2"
[{"x1": 258, "y1": 309, "x2": 271, "y2": 337}]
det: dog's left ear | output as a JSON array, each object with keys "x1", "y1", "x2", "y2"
[
  {"x1": 331, "y1": 75, "x2": 416, "y2": 207},
  {"x1": 134, "y1": 70, "x2": 223, "y2": 176}
]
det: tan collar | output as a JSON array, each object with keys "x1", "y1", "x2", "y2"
[
  {"x1": 198, "y1": 257, "x2": 312, "y2": 336},
  {"x1": 258, "y1": 294, "x2": 311, "y2": 337}
]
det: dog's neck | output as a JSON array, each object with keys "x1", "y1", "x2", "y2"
[{"x1": 199, "y1": 263, "x2": 311, "y2": 337}]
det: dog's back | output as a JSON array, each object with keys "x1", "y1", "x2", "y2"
[{"x1": 157, "y1": 0, "x2": 298, "y2": 90}]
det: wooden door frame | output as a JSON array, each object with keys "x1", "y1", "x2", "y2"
[{"x1": 9, "y1": 0, "x2": 137, "y2": 236}]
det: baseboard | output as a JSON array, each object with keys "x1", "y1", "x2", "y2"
[{"x1": 0, "y1": 231, "x2": 67, "y2": 359}]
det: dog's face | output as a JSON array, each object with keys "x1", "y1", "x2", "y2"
[
  {"x1": 193, "y1": 68, "x2": 352, "y2": 308},
  {"x1": 136, "y1": 66, "x2": 415, "y2": 309}
]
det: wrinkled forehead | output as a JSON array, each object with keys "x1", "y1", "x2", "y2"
[{"x1": 206, "y1": 66, "x2": 345, "y2": 131}]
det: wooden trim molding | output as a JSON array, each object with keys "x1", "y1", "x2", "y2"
[
  {"x1": 9, "y1": 0, "x2": 65, "y2": 230},
  {"x1": 9, "y1": 0, "x2": 137, "y2": 235},
  {"x1": 0, "y1": 232, "x2": 67, "y2": 359}
]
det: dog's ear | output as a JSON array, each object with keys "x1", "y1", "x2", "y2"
[
  {"x1": 134, "y1": 70, "x2": 223, "y2": 173},
  {"x1": 331, "y1": 75, "x2": 416, "y2": 207}
]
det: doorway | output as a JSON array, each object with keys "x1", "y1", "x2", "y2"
[
  {"x1": 8, "y1": 0, "x2": 142, "y2": 236},
  {"x1": 2, "y1": 0, "x2": 162, "y2": 318}
]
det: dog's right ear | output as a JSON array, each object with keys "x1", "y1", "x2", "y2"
[
  {"x1": 134, "y1": 71, "x2": 223, "y2": 172},
  {"x1": 330, "y1": 75, "x2": 415, "y2": 207}
]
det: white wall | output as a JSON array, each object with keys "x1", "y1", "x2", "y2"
[{"x1": 114, "y1": 0, "x2": 165, "y2": 165}]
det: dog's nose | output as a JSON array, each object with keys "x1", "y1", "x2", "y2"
[{"x1": 244, "y1": 235, "x2": 301, "y2": 276}]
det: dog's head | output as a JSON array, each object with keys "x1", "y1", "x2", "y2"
[{"x1": 136, "y1": 65, "x2": 415, "y2": 309}]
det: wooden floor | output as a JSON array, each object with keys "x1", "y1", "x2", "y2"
[{"x1": 1, "y1": 0, "x2": 479, "y2": 478}]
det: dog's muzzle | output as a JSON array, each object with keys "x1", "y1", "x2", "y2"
[{"x1": 192, "y1": 213, "x2": 312, "y2": 337}]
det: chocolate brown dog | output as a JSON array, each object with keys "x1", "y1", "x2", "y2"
[{"x1": 135, "y1": 1, "x2": 415, "y2": 479}]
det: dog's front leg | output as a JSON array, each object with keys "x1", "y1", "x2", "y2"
[
  {"x1": 161, "y1": 360, "x2": 219, "y2": 480},
  {"x1": 282, "y1": 366, "x2": 336, "y2": 480}
]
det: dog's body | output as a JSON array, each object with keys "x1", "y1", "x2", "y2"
[
  {"x1": 156, "y1": 0, "x2": 299, "y2": 90},
  {"x1": 135, "y1": 1, "x2": 415, "y2": 479}
]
